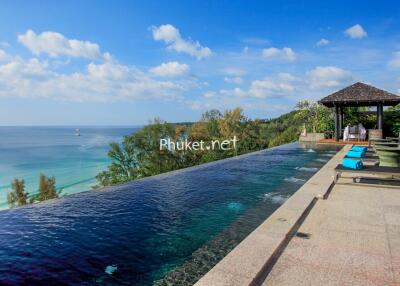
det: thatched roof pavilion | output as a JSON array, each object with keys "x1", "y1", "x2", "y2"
[{"x1": 318, "y1": 82, "x2": 400, "y2": 141}]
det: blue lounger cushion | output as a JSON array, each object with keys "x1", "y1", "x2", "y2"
[
  {"x1": 342, "y1": 158, "x2": 364, "y2": 170},
  {"x1": 347, "y1": 150, "x2": 365, "y2": 158},
  {"x1": 351, "y1": 146, "x2": 367, "y2": 152}
]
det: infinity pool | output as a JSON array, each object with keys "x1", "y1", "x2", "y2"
[{"x1": 0, "y1": 143, "x2": 340, "y2": 285}]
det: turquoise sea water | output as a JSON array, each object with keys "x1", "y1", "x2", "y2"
[{"x1": 0, "y1": 126, "x2": 138, "y2": 209}]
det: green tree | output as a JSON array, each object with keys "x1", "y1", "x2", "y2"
[
  {"x1": 131, "y1": 118, "x2": 179, "y2": 177},
  {"x1": 294, "y1": 100, "x2": 333, "y2": 132},
  {"x1": 96, "y1": 139, "x2": 138, "y2": 186},
  {"x1": 7, "y1": 178, "x2": 28, "y2": 208},
  {"x1": 200, "y1": 109, "x2": 222, "y2": 139},
  {"x1": 31, "y1": 174, "x2": 61, "y2": 202},
  {"x1": 219, "y1": 107, "x2": 247, "y2": 139},
  {"x1": 96, "y1": 118, "x2": 180, "y2": 186},
  {"x1": 385, "y1": 104, "x2": 400, "y2": 137}
]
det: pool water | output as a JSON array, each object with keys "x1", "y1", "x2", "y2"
[{"x1": 0, "y1": 143, "x2": 341, "y2": 285}]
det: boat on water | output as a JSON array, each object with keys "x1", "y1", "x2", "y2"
[{"x1": 75, "y1": 128, "x2": 81, "y2": 136}]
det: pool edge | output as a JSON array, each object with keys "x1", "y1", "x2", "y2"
[{"x1": 193, "y1": 144, "x2": 352, "y2": 286}]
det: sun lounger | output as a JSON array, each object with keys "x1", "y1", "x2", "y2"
[
  {"x1": 344, "y1": 155, "x2": 379, "y2": 162},
  {"x1": 334, "y1": 164, "x2": 400, "y2": 183},
  {"x1": 385, "y1": 137, "x2": 400, "y2": 142},
  {"x1": 374, "y1": 146, "x2": 400, "y2": 167},
  {"x1": 369, "y1": 138, "x2": 399, "y2": 147}
]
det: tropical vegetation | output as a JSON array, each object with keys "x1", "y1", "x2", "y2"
[
  {"x1": 96, "y1": 101, "x2": 400, "y2": 188},
  {"x1": 7, "y1": 174, "x2": 61, "y2": 208},
  {"x1": 6, "y1": 101, "x2": 399, "y2": 208}
]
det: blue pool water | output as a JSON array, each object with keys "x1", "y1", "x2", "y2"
[
  {"x1": 0, "y1": 127, "x2": 138, "y2": 209},
  {"x1": 0, "y1": 143, "x2": 341, "y2": 285}
]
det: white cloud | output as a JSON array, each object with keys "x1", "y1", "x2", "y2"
[
  {"x1": 249, "y1": 78, "x2": 294, "y2": 98},
  {"x1": 0, "y1": 57, "x2": 49, "y2": 77},
  {"x1": 0, "y1": 29, "x2": 192, "y2": 102},
  {"x1": 150, "y1": 61, "x2": 189, "y2": 77},
  {"x1": 218, "y1": 73, "x2": 296, "y2": 99},
  {"x1": 0, "y1": 49, "x2": 10, "y2": 61},
  {"x1": 0, "y1": 57, "x2": 184, "y2": 101},
  {"x1": 277, "y1": 72, "x2": 296, "y2": 81},
  {"x1": 307, "y1": 66, "x2": 353, "y2": 89},
  {"x1": 388, "y1": 51, "x2": 400, "y2": 69},
  {"x1": 87, "y1": 61, "x2": 129, "y2": 80},
  {"x1": 220, "y1": 87, "x2": 247, "y2": 97},
  {"x1": 187, "y1": 100, "x2": 212, "y2": 110},
  {"x1": 0, "y1": 41, "x2": 10, "y2": 48},
  {"x1": 224, "y1": 76, "x2": 243, "y2": 84},
  {"x1": 262, "y1": 47, "x2": 296, "y2": 62},
  {"x1": 203, "y1": 91, "x2": 216, "y2": 98},
  {"x1": 18, "y1": 29, "x2": 102, "y2": 59},
  {"x1": 151, "y1": 24, "x2": 212, "y2": 59},
  {"x1": 223, "y1": 67, "x2": 245, "y2": 76},
  {"x1": 344, "y1": 24, "x2": 367, "y2": 39},
  {"x1": 316, "y1": 38, "x2": 330, "y2": 47}
]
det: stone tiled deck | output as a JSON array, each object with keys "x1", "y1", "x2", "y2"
[
  {"x1": 195, "y1": 145, "x2": 400, "y2": 286},
  {"x1": 263, "y1": 180, "x2": 400, "y2": 286}
]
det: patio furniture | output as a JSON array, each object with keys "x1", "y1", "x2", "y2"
[
  {"x1": 345, "y1": 154, "x2": 379, "y2": 162},
  {"x1": 386, "y1": 137, "x2": 400, "y2": 142},
  {"x1": 334, "y1": 164, "x2": 400, "y2": 183},
  {"x1": 324, "y1": 130, "x2": 334, "y2": 139},
  {"x1": 368, "y1": 129, "x2": 383, "y2": 140},
  {"x1": 372, "y1": 141, "x2": 399, "y2": 149},
  {"x1": 369, "y1": 138, "x2": 399, "y2": 147},
  {"x1": 348, "y1": 125, "x2": 360, "y2": 141},
  {"x1": 374, "y1": 146, "x2": 400, "y2": 167}
]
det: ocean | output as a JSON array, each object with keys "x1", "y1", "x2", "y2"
[{"x1": 0, "y1": 126, "x2": 138, "y2": 209}]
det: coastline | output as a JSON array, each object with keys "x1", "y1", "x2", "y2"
[{"x1": 0, "y1": 141, "x2": 316, "y2": 213}]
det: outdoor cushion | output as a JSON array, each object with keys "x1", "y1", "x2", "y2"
[
  {"x1": 351, "y1": 146, "x2": 367, "y2": 152},
  {"x1": 347, "y1": 150, "x2": 365, "y2": 158},
  {"x1": 342, "y1": 158, "x2": 364, "y2": 170}
]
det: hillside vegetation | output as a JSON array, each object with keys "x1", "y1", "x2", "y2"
[
  {"x1": 96, "y1": 101, "x2": 400, "y2": 187},
  {"x1": 95, "y1": 101, "x2": 336, "y2": 187}
]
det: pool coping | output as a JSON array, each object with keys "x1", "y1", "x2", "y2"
[{"x1": 194, "y1": 144, "x2": 351, "y2": 286}]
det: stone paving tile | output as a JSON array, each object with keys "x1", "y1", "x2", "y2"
[
  {"x1": 263, "y1": 182, "x2": 400, "y2": 286},
  {"x1": 194, "y1": 268, "x2": 250, "y2": 286}
]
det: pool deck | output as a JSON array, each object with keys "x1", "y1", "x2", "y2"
[{"x1": 194, "y1": 145, "x2": 400, "y2": 286}]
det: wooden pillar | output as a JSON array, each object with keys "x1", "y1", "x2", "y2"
[
  {"x1": 338, "y1": 106, "x2": 343, "y2": 139},
  {"x1": 377, "y1": 103, "x2": 383, "y2": 130},
  {"x1": 334, "y1": 105, "x2": 339, "y2": 141},
  {"x1": 341, "y1": 108, "x2": 345, "y2": 128}
]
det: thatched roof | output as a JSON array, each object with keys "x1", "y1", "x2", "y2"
[{"x1": 318, "y1": 82, "x2": 400, "y2": 107}]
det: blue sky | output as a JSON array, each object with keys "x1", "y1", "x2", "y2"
[{"x1": 0, "y1": 0, "x2": 400, "y2": 125}]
